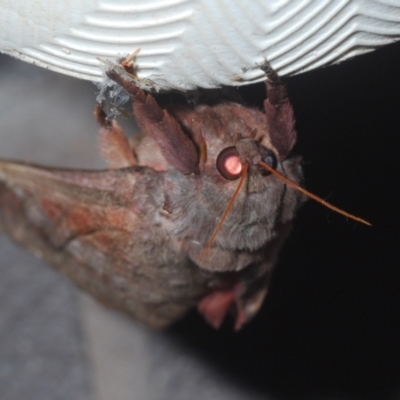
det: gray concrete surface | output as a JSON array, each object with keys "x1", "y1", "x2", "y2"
[{"x1": 0, "y1": 236, "x2": 93, "y2": 400}]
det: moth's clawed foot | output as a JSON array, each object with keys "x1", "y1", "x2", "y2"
[
  {"x1": 259, "y1": 61, "x2": 281, "y2": 85},
  {"x1": 259, "y1": 60, "x2": 273, "y2": 74},
  {"x1": 119, "y1": 49, "x2": 140, "y2": 75}
]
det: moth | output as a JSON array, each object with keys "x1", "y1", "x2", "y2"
[{"x1": 0, "y1": 62, "x2": 369, "y2": 330}]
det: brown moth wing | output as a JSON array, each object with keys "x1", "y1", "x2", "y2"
[{"x1": 0, "y1": 161, "x2": 218, "y2": 328}]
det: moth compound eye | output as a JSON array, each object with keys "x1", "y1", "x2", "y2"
[
  {"x1": 260, "y1": 146, "x2": 278, "y2": 175},
  {"x1": 263, "y1": 149, "x2": 277, "y2": 169},
  {"x1": 216, "y1": 146, "x2": 243, "y2": 180}
]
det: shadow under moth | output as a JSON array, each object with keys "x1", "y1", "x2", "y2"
[{"x1": 0, "y1": 62, "x2": 370, "y2": 330}]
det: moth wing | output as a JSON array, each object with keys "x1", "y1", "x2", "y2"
[{"x1": 0, "y1": 161, "x2": 208, "y2": 328}]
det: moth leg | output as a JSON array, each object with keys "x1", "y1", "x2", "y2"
[
  {"x1": 106, "y1": 68, "x2": 199, "y2": 175},
  {"x1": 95, "y1": 105, "x2": 137, "y2": 169},
  {"x1": 260, "y1": 62, "x2": 287, "y2": 105},
  {"x1": 260, "y1": 62, "x2": 296, "y2": 157}
]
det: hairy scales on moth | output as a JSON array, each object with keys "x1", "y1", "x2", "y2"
[{"x1": 0, "y1": 59, "x2": 370, "y2": 330}]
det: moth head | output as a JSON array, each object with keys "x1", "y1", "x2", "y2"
[{"x1": 186, "y1": 105, "x2": 371, "y2": 258}]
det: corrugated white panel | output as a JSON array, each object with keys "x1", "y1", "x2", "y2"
[{"x1": 1, "y1": 0, "x2": 400, "y2": 89}]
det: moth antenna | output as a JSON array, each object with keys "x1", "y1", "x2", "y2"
[
  {"x1": 200, "y1": 163, "x2": 249, "y2": 260},
  {"x1": 259, "y1": 161, "x2": 372, "y2": 226}
]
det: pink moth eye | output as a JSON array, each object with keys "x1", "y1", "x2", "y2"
[{"x1": 216, "y1": 146, "x2": 243, "y2": 180}]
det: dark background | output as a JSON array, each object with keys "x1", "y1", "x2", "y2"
[{"x1": 171, "y1": 41, "x2": 400, "y2": 400}]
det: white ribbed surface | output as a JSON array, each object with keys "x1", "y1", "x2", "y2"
[{"x1": 1, "y1": 0, "x2": 400, "y2": 89}]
